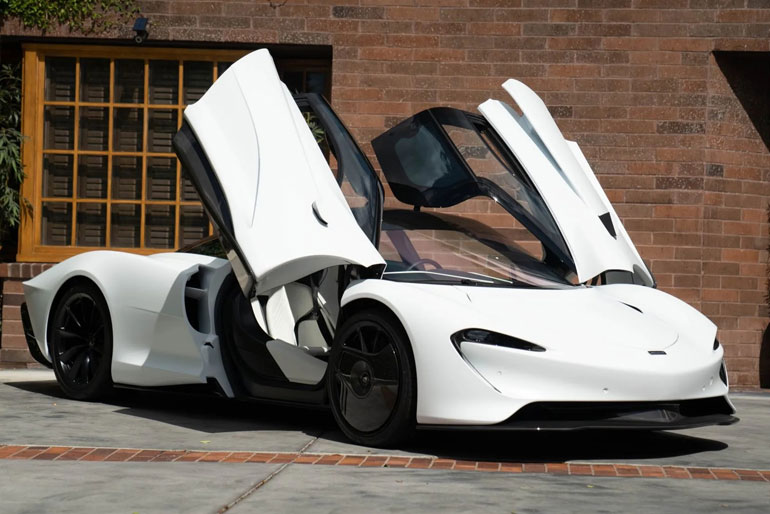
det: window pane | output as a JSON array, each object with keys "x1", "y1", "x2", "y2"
[
  {"x1": 145, "y1": 204, "x2": 175, "y2": 248},
  {"x1": 80, "y1": 58, "x2": 110, "y2": 103},
  {"x1": 113, "y1": 108, "x2": 143, "y2": 151},
  {"x1": 283, "y1": 71, "x2": 303, "y2": 94},
  {"x1": 44, "y1": 106, "x2": 75, "y2": 150},
  {"x1": 217, "y1": 61, "x2": 233, "y2": 78},
  {"x1": 79, "y1": 107, "x2": 109, "y2": 151},
  {"x1": 110, "y1": 204, "x2": 140, "y2": 247},
  {"x1": 112, "y1": 156, "x2": 142, "y2": 200},
  {"x1": 77, "y1": 155, "x2": 108, "y2": 199},
  {"x1": 147, "y1": 109, "x2": 177, "y2": 153},
  {"x1": 180, "y1": 168, "x2": 200, "y2": 201},
  {"x1": 146, "y1": 156, "x2": 176, "y2": 201},
  {"x1": 41, "y1": 202, "x2": 72, "y2": 246},
  {"x1": 183, "y1": 61, "x2": 213, "y2": 104},
  {"x1": 179, "y1": 205, "x2": 209, "y2": 246},
  {"x1": 307, "y1": 72, "x2": 327, "y2": 95},
  {"x1": 45, "y1": 57, "x2": 76, "y2": 102},
  {"x1": 149, "y1": 60, "x2": 178, "y2": 105},
  {"x1": 115, "y1": 60, "x2": 144, "y2": 103},
  {"x1": 42, "y1": 154, "x2": 73, "y2": 198},
  {"x1": 76, "y1": 203, "x2": 106, "y2": 246}
]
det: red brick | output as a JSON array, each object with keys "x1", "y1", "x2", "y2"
[
  {"x1": 105, "y1": 449, "x2": 141, "y2": 462},
  {"x1": 127, "y1": 449, "x2": 161, "y2": 462},
  {"x1": 431, "y1": 459, "x2": 456, "y2": 470},
  {"x1": 32, "y1": 446, "x2": 72, "y2": 460},
  {"x1": 522, "y1": 463, "x2": 547, "y2": 473},
  {"x1": 316, "y1": 454, "x2": 344, "y2": 465},
  {"x1": 338, "y1": 455, "x2": 366, "y2": 466},
  {"x1": 360, "y1": 456, "x2": 388, "y2": 467},
  {"x1": 293, "y1": 454, "x2": 322, "y2": 464},
  {"x1": 407, "y1": 458, "x2": 433, "y2": 469},
  {"x1": 9, "y1": 447, "x2": 49, "y2": 459},
  {"x1": 268, "y1": 453, "x2": 297, "y2": 464},
  {"x1": 663, "y1": 466, "x2": 691, "y2": 479},
  {"x1": 384, "y1": 456, "x2": 411, "y2": 468},
  {"x1": 0, "y1": 446, "x2": 28, "y2": 458},
  {"x1": 152, "y1": 451, "x2": 186, "y2": 462},
  {"x1": 245, "y1": 452, "x2": 278, "y2": 463},
  {"x1": 500, "y1": 462, "x2": 524, "y2": 473}
]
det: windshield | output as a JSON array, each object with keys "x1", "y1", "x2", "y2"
[{"x1": 380, "y1": 209, "x2": 572, "y2": 289}]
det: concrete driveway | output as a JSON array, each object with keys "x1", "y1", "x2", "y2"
[{"x1": 0, "y1": 369, "x2": 768, "y2": 513}]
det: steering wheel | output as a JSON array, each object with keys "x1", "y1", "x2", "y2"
[{"x1": 406, "y1": 258, "x2": 443, "y2": 271}]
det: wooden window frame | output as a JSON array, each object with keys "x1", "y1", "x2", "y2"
[{"x1": 18, "y1": 44, "x2": 332, "y2": 262}]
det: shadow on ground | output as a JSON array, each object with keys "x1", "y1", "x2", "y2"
[{"x1": 6, "y1": 379, "x2": 728, "y2": 463}]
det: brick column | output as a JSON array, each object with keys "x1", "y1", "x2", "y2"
[{"x1": 0, "y1": 263, "x2": 54, "y2": 367}]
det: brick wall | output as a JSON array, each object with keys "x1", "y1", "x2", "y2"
[
  {"x1": 2, "y1": 1, "x2": 769, "y2": 387},
  {"x1": 0, "y1": 264, "x2": 55, "y2": 366}
]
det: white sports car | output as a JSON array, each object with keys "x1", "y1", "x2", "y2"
[{"x1": 22, "y1": 49, "x2": 737, "y2": 447}]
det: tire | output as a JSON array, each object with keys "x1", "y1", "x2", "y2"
[
  {"x1": 48, "y1": 281, "x2": 113, "y2": 401},
  {"x1": 327, "y1": 308, "x2": 416, "y2": 447}
]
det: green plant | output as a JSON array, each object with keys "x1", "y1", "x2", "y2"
[
  {"x1": 0, "y1": 64, "x2": 26, "y2": 241},
  {"x1": 304, "y1": 111, "x2": 326, "y2": 145},
  {"x1": 0, "y1": 0, "x2": 138, "y2": 33}
]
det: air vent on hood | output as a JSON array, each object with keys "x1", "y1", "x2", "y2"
[
  {"x1": 599, "y1": 212, "x2": 616, "y2": 238},
  {"x1": 620, "y1": 302, "x2": 643, "y2": 314}
]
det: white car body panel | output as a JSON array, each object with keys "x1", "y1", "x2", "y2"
[
  {"x1": 23, "y1": 251, "x2": 235, "y2": 395},
  {"x1": 342, "y1": 279, "x2": 725, "y2": 425},
  {"x1": 184, "y1": 49, "x2": 383, "y2": 295},
  {"x1": 478, "y1": 80, "x2": 652, "y2": 284}
]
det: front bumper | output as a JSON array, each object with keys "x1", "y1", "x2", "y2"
[{"x1": 418, "y1": 396, "x2": 738, "y2": 431}]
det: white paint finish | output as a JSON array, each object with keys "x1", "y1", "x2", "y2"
[
  {"x1": 343, "y1": 278, "x2": 729, "y2": 425},
  {"x1": 343, "y1": 279, "x2": 515, "y2": 424},
  {"x1": 501, "y1": 79, "x2": 608, "y2": 216},
  {"x1": 479, "y1": 82, "x2": 651, "y2": 284},
  {"x1": 184, "y1": 49, "x2": 383, "y2": 295},
  {"x1": 265, "y1": 339, "x2": 327, "y2": 385},
  {"x1": 565, "y1": 140, "x2": 653, "y2": 285},
  {"x1": 24, "y1": 251, "x2": 235, "y2": 393}
]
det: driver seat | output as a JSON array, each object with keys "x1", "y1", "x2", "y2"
[{"x1": 265, "y1": 282, "x2": 333, "y2": 354}]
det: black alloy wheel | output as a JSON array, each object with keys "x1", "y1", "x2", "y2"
[
  {"x1": 327, "y1": 308, "x2": 415, "y2": 447},
  {"x1": 49, "y1": 281, "x2": 113, "y2": 400}
]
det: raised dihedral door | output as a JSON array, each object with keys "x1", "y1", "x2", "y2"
[
  {"x1": 478, "y1": 80, "x2": 654, "y2": 286},
  {"x1": 176, "y1": 49, "x2": 384, "y2": 298}
]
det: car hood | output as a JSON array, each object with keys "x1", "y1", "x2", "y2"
[{"x1": 459, "y1": 285, "x2": 680, "y2": 353}]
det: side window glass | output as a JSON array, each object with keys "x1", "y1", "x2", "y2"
[{"x1": 298, "y1": 98, "x2": 382, "y2": 245}]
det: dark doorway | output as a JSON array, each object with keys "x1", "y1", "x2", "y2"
[
  {"x1": 714, "y1": 51, "x2": 770, "y2": 152},
  {"x1": 761, "y1": 323, "x2": 770, "y2": 388}
]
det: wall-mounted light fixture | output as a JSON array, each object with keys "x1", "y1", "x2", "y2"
[{"x1": 133, "y1": 17, "x2": 149, "y2": 44}]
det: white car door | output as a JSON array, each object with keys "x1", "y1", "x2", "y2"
[
  {"x1": 177, "y1": 49, "x2": 384, "y2": 296},
  {"x1": 478, "y1": 80, "x2": 653, "y2": 285}
]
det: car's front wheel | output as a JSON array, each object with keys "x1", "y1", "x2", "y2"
[
  {"x1": 327, "y1": 308, "x2": 416, "y2": 447},
  {"x1": 48, "y1": 281, "x2": 113, "y2": 401}
]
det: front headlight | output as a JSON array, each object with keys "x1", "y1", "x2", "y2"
[{"x1": 451, "y1": 329, "x2": 546, "y2": 353}]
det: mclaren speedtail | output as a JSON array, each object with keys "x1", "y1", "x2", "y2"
[{"x1": 22, "y1": 49, "x2": 737, "y2": 446}]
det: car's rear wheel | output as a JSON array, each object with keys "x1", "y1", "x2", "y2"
[
  {"x1": 49, "y1": 281, "x2": 113, "y2": 401},
  {"x1": 327, "y1": 308, "x2": 415, "y2": 447}
]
